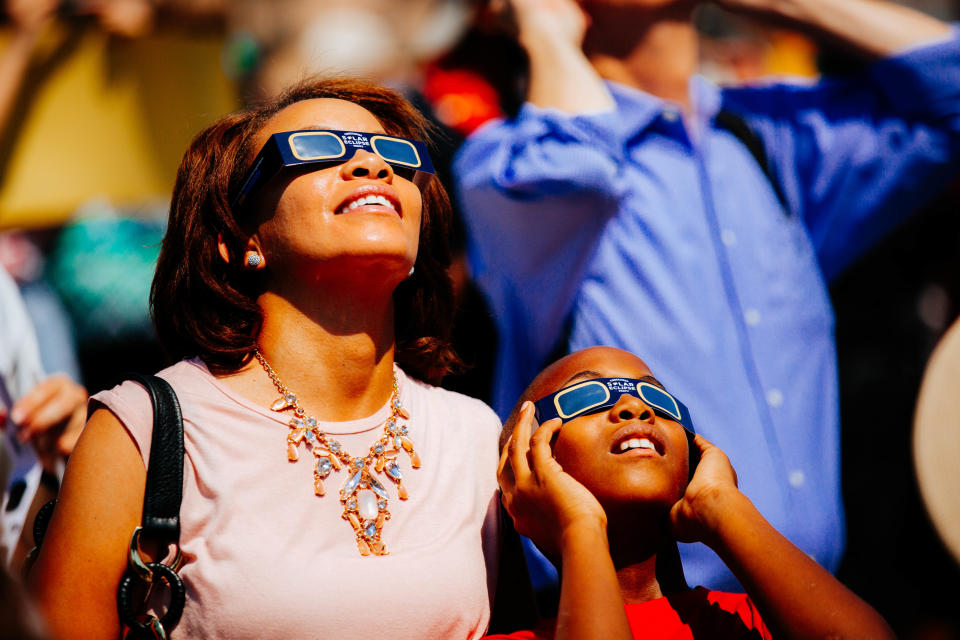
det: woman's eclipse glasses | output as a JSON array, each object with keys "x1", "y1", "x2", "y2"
[
  {"x1": 533, "y1": 377, "x2": 695, "y2": 433},
  {"x1": 233, "y1": 130, "x2": 436, "y2": 209}
]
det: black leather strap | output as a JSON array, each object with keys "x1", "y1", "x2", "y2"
[
  {"x1": 125, "y1": 373, "x2": 184, "y2": 544},
  {"x1": 715, "y1": 110, "x2": 791, "y2": 215}
]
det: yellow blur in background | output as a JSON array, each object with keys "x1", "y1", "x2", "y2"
[{"x1": 0, "y1": 26, "x2": 235, "y2": 229}]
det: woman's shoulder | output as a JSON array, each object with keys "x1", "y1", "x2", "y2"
[
  {"x1": 88, "y1": 358, "x2": 217, "y2": 458},
  {"x1": 401, "y1": 372, "x2": 501, "y2": 430}
]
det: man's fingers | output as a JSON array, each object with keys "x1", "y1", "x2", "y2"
[
  {"x1": 10, "y1": 376, "x2": 61, "y2": 424},
  {"x1": 13, "y1": 375, "x2": 87, "y2": 442},
  {"x1": 56, "y1": 405, "x2": 87, "y2": 457}
]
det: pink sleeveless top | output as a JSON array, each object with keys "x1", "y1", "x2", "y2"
[{"x1": 92, "y1": 359, "x2": 502, "y2": 639}]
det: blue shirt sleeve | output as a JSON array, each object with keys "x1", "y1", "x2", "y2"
[
  {"x1": 453, "y1": 105, "x2": 630, "y2": 391},
  {"x1": 723, "y1": 29, "x2": 960, "y2": 281}
]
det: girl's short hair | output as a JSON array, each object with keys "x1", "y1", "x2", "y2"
[{"x1": 151, "y1": 77, "x2": 459, "y2": 384}]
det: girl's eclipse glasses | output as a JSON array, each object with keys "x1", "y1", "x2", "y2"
[
  {"x1": 534, "y1": 377, "x2": 695, "y2": 433},
  {"x1": 233, "y1": 130, "x2": 436, "y2": 209}
]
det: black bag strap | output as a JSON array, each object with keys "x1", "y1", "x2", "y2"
[
  {"x1": 117, "y1": 373, "x2": 186, "y2": 640},
  {"x1": 27, "y1": 372, "x2": 187, "y2": 638},
  {"x1": 715, "y1": 110, "x2": 791, "y2": 215},
  {"x1": 124, "y1": 373, "x2": 184, "y2": 545}
]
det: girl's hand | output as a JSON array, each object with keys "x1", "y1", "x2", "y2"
[
  {"x1": 498, "y1": 401, "x2": 607, "y2": 555},
  {"x1": 669, "y1": 434, "x2": 740, "y2": 544}
]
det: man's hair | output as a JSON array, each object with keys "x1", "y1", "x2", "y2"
[{"x1": 151, "y1": 77, "x2": 459, "y2": 384}]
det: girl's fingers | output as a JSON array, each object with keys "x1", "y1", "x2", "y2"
[
  {"x1": 498, "y1": 434, "x2": 517, "y2": 494},
  {"x1": 529, "y1": 418, "x2": 562, "y2": 472},
  {"x1": 692, "y1": 433, "x2": 715, "y2": 452},
  {"x1": 508, "y1": 401, "x2": 536, "y2": 482}
]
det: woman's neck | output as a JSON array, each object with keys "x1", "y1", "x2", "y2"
[
  {"x1": 583, "y1": 4, "x2": 699, "y2": 110},
  {"x1": 241, "y1": 280, "x2": 399, "y2": 421}
]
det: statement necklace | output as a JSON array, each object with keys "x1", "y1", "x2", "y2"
[{"x1": 254, "y1": 350, "x2": 420, "y2": 556}]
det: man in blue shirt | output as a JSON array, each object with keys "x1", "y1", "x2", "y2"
[{"x1": 454, "y1": 0, "x2": 960, "y2": 591}]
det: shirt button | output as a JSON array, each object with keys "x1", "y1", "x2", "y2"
[
  {"x1": 721, "y1": 229, "x2": 737, "y2": 246},
  {"x1": 789, "y1": 470, "x2": 805, "y2": 488},
  {"x1": 744, "y1": 308, "x2": 761, "y2": 326},
  {"x1": 662, "y1": 108, "x2": 680, "y2": 122},
  {"x1": 766, "y1": 388, "x2": 784, "y2": 408}
]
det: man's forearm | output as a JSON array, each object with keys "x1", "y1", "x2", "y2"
[
  {"x1": 752, "y1": 0, "x2": 952, "y2": 57},
  {"x1": 523, "y1": 28, "x2": 616, "y2": 113}
]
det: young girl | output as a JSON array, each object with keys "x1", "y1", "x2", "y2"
[{"x1": 488, "y1": 345, "x2": 894, "y2": 640}]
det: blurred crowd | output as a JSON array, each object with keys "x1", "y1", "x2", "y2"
[{"x1": 1, "y1": 0, "x2": 959, "y2": 638}]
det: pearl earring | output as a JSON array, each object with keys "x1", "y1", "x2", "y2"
[
  {"x1": 408, "y1": 265, "x2": 415, "y2": 277},
  {"x1": 246, "y1": 253, "x2": 262, "y2": 268}
]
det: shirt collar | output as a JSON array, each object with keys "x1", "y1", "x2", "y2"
[{"x1": 605, "y1": 75, "x2": 723, "y2": 135}]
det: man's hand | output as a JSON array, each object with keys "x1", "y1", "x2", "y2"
[
  {"x1": 6, "y1": 0, "x2": 58, "y2": 36},
  {"x1": 712, "y1": 0, "x2": 952, "y2": 58},
  {"x1": 494, "y1": 0, "x2": 589, "y2": 50},
  {"x1": 498, "y1": 401, "x2": 607, "y2": 556},
  {"x1": 1, "y1": 374, "x2": 87, "y2": 469},
  {"x1": 668, "y1": 433, "x2": 740, "y2": 544}
]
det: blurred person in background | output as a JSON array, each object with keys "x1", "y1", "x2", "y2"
[
  {"x1": 30, "y1": 77, "x2": 503, "y2": 639},
  {"x1": 454, "y1": 0, "x2": 960, "y2": 602},
  {"x1": 0, "y1": 263, "x2": 86, "y2": 570}
]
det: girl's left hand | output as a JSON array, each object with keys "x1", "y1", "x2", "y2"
[{"x1": 668, "y1": 433, "x2": 740, "y2": 544}]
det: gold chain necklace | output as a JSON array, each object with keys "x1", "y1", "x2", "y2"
[{"x1": 254, "y1": 350, "x2": 420, "y2": 556}]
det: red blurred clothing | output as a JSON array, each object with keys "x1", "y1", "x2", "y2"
[{"x1": 485, "y1": 587, "x2": 772, "y2": 640}]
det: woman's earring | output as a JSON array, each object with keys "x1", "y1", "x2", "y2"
[
  {"x1": 407, "y1": 265, "x2": 415, "y2": 277},
  {"x1": 246, "y1": 253, "x2": 263, "y2": 268}
]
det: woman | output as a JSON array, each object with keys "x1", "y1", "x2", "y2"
[{"x1": 30, "y1": 78, "x2": 502, "y2": 639}]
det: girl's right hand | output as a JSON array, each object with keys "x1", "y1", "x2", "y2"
[{"x1": 498, "y1": 401, "x2": 607, "y2": 555}]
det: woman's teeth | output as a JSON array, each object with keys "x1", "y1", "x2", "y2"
[
  {"x1": 619, "y1": 437, "x2": 656, "y2": 452},
  {"x1": 338, "y1": 195, "x2": 396, "y2": 214}
]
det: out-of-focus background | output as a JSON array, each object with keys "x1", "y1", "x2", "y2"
[{"x1": 1, "y1": 1, "x2": 958, "y2": 637}]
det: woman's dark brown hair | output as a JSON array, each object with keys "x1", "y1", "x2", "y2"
[{"x1": 151, "y1": 77, "x2": 459, "y2": 384}]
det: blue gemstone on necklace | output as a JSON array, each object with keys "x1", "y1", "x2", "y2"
[{"x1": 316, "y1": 457, "x2": 333, "y2": 477}]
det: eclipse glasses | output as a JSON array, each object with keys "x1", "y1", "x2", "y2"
[
  {"x1": 534, "y1": 377, "x2": 695, "y2": 433},
  {"x1": 233, "y1": 129, "x2": 436, "y2": 209}
]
